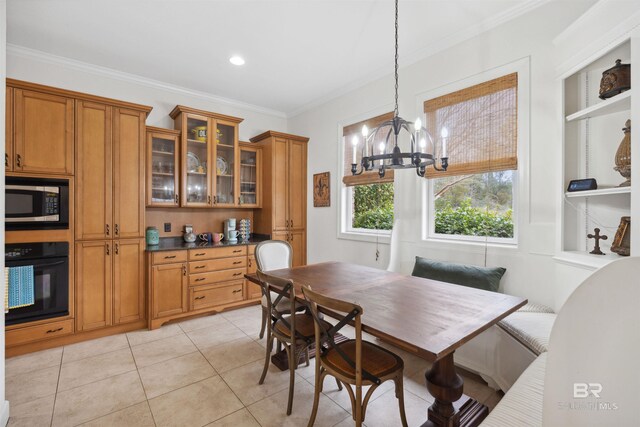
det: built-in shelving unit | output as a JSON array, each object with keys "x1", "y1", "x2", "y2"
[{"x1": 558, "y1": 37, "x2": 636, "y2": 268}]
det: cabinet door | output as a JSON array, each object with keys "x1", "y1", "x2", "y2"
[
  {"x1": 113, "y1": 239, "x2": 145, "y2": 324},
  {"x1": 213, "y1": 120, "x2": 239, "y2": 207},
  {"x1": 76, "y1": 241, "x2": 113, "y2": 331},
  {"x1": 6, "y1": 87, "x2": 13, "y2": 171},
  {"x1": 113, "y1": 108, "x2": 145, "y2": 239},
  {"x1": 76, "y1": 101, "x2": 113, "y2": 240},
  {"x1": 152, "y1": 263, "x2": 188, "y2": 318},
  {"x1": 148, "y1": 131, "x2": 180, "y2": 207},
  {"x1": 239, "y1": 144, "x2": 261, "y2": 208},
  {"x1": 290, "y1": 230, "x2": 306, "y2": 267},
  {"x1": 246, "y1": 255, "x2": 261, "y2": 299},
  {"x1": 182, "y1": 113, "x2": 213, "y2": 207},
  {"x1": 272, "y1": 137, "x2": 289, "y2": 230},
  {"x1": 14, "y1": 89, "x2": 74, "y2": 174},
  {"x1": 288, "y1": 140, "x2": 307, "y2": 230}
]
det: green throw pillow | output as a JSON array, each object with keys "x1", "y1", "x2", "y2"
[{"x1": 411, "y1": 256, "x2": 506, "y2": 292}]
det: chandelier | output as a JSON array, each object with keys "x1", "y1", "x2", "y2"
[{"x1": 351, "y1": 0, "x2": 448, "y2": 178}]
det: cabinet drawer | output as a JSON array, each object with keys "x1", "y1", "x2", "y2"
[
  {"x1": 6, "y1": 319, "x2": 74, "y2": 347},
  {"x1": 189, "y1": 267, "x2": 247, "y2": 286},
  {"x1": 189, "y1": 256, "x2": 246, "y2": 274},
  {"x1": 190, "y1": 281, "x2": 244, "y2": 310},
  {"x1": 247, "y1": 256, "x2": 257, "y2": 274},
  {"x1": 152, "y1": 250, "x2": 188, "y2": 265},
  {"x1": 189, "y1": 246, "x2": 247, "y2": 261}
]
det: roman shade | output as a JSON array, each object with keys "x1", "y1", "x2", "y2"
[
  {"x1": 423, "y1": 73, "x2": 518, "y2": 178},
  {"x1": 342, "y1": 112, "x2": 394, "y2": 186}
]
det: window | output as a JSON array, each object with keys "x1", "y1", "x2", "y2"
[
  {"x1": 424, "y1": 73, "x2": 518, "y2": 243},
  {"x1": 342, "y1": 112, "x2": 395, "y2": 235}
]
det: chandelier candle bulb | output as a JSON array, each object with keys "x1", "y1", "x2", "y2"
[
  {"x1": 352, "y1": 136, "x2": 358, "y2": 164},
  {"x1": 362, "y1": 125, "x2": 369, "y2": 156}
]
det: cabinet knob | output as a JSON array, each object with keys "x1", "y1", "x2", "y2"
[
  {"x1": 232, "y1": 261, "x2": 242, "y2": 265},
  {"x1": 106, "y1": 224, "x2": 110, "y2": 236},
  {"x1": 194, "y1": 265, "x2": 205, "y2": 269},
  {"x1": 115, "y1": 243, "x2": 119, "y2": 255},
  {"x1": 164, "y1": 255, "x2": 176, "y2": 259},
  {"x1": 16, "y1": 154, "x2": 21, "y2": 168},
  {"x1": 195, "y1": 252, "x2": 206, "y2": 256},
  {"x1": 285, "y1": 219, "x2": 289, "y2": 227},
  {"x1": 195, "y1": 296, "x2": 205, "y2": 300},
  {"x1": 195, "y1": 278, "x2": 205, "y2": 282},
  {"x1": 175, "y1": 194, "x2": 179, "y2": 205},
  {"x1": 106, "y1": 243, "x2": 110, "y2": 255},
  {"x1": 115, "y1": 224, "x2": 119, "y2": 236},
  {"x1": 183, "y1": 265, "x2": 187, "y2": 276},
  {"x1": 208, "y1": 195, "x2": 212, "y2": 205},
  {"x1": 233, "y1": 272, "x2": 242, "y2": 277},
  {"x1": 232, "y1": 289, "x2": 242, "y2": 294},
  {"x1": 238, "y1": 197, "x2": 241, "y2": 205},
  {"x1": 291, "y1": 220, "x2": 294, "y2": 227},
  {"x1": 46, "y1": 327, "x2": 64, "y2": 334},
  {"x1": 290, "y1": 233, "x2": 293, "y2": 242}
]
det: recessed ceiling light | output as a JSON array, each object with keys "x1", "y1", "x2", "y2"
[{"x1": 229, "y1": 56, "x2": 245, "y2": 66}]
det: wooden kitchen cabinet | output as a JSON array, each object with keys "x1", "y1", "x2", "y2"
[
  {"x1": 76, "y1": 101, "x2": 112, "y2": 241},
  {"x1": 251, "y1": 131, "x2": 308, "y2": 267},
  {"x1": 76, "y1": 241, "x2": 113, "y2": 331},
  {"x1": 113, "y1": 239, "x2": 145, "y2": 324},
  {"x1": 239, "y1": 142, "x2": 262, "y2": 208},
  {"x1": 76, "y1": 104, "x2": 147, "y2": 240},
  {"x1": 147, "y1": 127, "x2": 181, "y2": 207},
  {"x1": 151, "y1": 262, "x2": 188, "y2": 319},
  {"x1": 113, "y1": 108, "x2": 146, "y2": 239},
  {"x1": 170, "y1": 105, "x2": 243, "y2": 208},
  {"x1": 5, "y1": 87, "x2": 13, "y2": 171},
  {"x1": 13, "y1": 88, "x2": 74, "y2": 175}
]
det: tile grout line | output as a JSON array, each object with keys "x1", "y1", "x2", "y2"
[
  {"x1": 49, "y1": 347, "x2": 65, "y2": 427},
  {"x1": 126, "y1": 332, "x2": 160, "y2": 427}
]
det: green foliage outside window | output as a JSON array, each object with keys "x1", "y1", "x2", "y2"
[
  {"x1": 433, "y1": 171, "x2": 514, "y2": 238},
  {"x1": 352, "y1": 183, "x2": 394, "y2": 230}
]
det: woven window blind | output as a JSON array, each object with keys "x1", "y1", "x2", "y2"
[
  {"x1": 423, "y1": 73, "x2": 518, "y2": 178},
  {"x1": 342, "y1": 112, "x2": 394, "y2": 186}
]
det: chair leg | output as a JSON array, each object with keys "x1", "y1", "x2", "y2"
[
  {"x1": 354, "y1": 385, "x2": 363, "y2": 427},
  {"x1": 259, "y1": 334, "x2": 273, "y2": 385},
  {"x1": 307, "y1": 363, "x2": 323, "y2": 427},
  {"x1": 305, "y1": 347, "x2": 310, "y2": 367},
  {"x1": 395, "y1": 374, "x2": 409, "y2": 427},
  {"x1": 335, "y1": 377, "x2": 343, "y2": 391},
  {"x1": 286, "y1": 343, "x2": 296, "y2": 415},
  {"x1": 259, "y1": 306, "x2": 267, "y2": 339}
]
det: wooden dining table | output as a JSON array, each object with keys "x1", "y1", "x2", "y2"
[{"x1": 246, "y1": 261, "x2": 526, "y2": 427}]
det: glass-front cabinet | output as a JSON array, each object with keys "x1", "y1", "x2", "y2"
[
  {"x1": 213, "y1": 121, "x2": 238, "y2": 206},
  {"x1": 169, "y1": 105, "x2": 247, "y2": 208},
  {"x1": 146, "y1": 127, "x2": 180, "y2": 207},
  {"x1": 239, "y1": 142, "x2": 261, "y2": 207}
]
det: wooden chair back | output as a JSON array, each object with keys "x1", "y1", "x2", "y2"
[
  {"x1": 302, "y1": 285, "x2": 381, "y2": 386},
  {"x1": 256, "y1": 269, "x2": 300, "y2": 338}
]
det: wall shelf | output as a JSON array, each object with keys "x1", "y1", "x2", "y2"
[
  {"x1": 565, "y1": 186, "x2": 631, "y2": 198},
  {"x1": 565, "y1": 90, "x2": 631, "y2": 122}
]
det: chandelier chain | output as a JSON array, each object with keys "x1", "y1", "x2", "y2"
[{"x1": 394, "y1": 0, "x2": 399, "y2": 118}]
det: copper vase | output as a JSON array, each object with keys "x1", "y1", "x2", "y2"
[{"x1": 614, "y1": 119, "x2": 631, "y2": 187}]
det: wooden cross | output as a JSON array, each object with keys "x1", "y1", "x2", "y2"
[{"x1": 588, "y1": 228, "x2": 608, "y2": 255}]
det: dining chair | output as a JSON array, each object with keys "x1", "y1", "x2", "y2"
[
  {"x1": 255, "y1": 240, "x2": 294, "y2": 339},
  {"x1": 257, "y1": 270, "x2": 342, "y2": 415},
  {"x1": 302, "y1": 285, "x2": 408, "y2": 427}
]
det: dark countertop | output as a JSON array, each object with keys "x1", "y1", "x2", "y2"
[{"x1": 146, "y1": 234, "x2": 271, "y2": 252}]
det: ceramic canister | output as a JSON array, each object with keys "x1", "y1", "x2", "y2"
[{"x1": 146, "y1": 226, "x2": 159, "y2": 245}]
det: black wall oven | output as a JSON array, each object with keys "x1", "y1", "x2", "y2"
[
  {"x1": 5, "y1": 242, "x2": 70, "y2": 326},
  {"x1": 5, "y1": 176, "x2": 70, "y2": 230}
]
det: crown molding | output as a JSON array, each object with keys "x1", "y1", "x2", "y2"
[
  {"x1": 6, "y1": 43, "x2": 288, "y2": 119},
  {"x1": 287, "y1": 0, "x2": 551, "y2": 118}
]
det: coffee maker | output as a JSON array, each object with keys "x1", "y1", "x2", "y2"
[{"x1": 224, "y1": 218, "x2": 238, "y2": 243}]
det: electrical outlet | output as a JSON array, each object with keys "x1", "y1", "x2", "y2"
[{"x1": 164, "y1": 223, "x2": 171, "y2": 233}]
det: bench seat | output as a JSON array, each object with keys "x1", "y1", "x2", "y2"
[
  {"x1": 480, "y1": 353, "x2": 546, "y2": 427},
  {"x1": 497, "y1": 311, "x2": 556, "y2": 356}
]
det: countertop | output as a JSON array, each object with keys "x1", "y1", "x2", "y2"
[{"x1": 146, "y1": 234, "x2": 271, "y2": 252}]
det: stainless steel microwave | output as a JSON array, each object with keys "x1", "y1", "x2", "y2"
[{"x1": 5, "y1": 176, "x2": 70, "y2": 230}]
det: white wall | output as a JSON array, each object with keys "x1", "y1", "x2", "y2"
[
  {"x1": 1, "y1": 1, "x2": 9, "y2": 424},
  {"x1": 289, "y1": 1, "x2": 594, "y2": 311},
  {"x1": 6, "y1": 48, "x2": 287, "y2": 140}
]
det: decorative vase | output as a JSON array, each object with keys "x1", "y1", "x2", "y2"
[
  {"x1": 183, "y1": 224, "x2": 196, "y2": 243},
  {"x1": 614, "y1": 119, "x2": 631, "y2": 187},
  {"x1": 599, "y1": 59, "x2": 631, "y2": 100},
  {"x1": 146, "y1": 226, "x2": 159, "y2": 246}
]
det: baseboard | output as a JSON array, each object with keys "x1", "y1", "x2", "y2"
[{"x1": 0, "y1": 400, "x2": 10, "y2": 427}]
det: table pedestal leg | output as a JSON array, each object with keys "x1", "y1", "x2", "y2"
[{"x1": 421, "y1": 352, "x2": 489, "y2": 427}]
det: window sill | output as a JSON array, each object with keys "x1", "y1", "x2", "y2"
[
  {"x1": 338, "y1": 230, "x2": 391, "y2": 244},
  {"x1": 421, "y1": 236, "x2": 518, "y2": 253}
]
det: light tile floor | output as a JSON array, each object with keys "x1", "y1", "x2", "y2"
[{"x1": 5, "y1": 305, "x2": 503, "y2": 427}]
